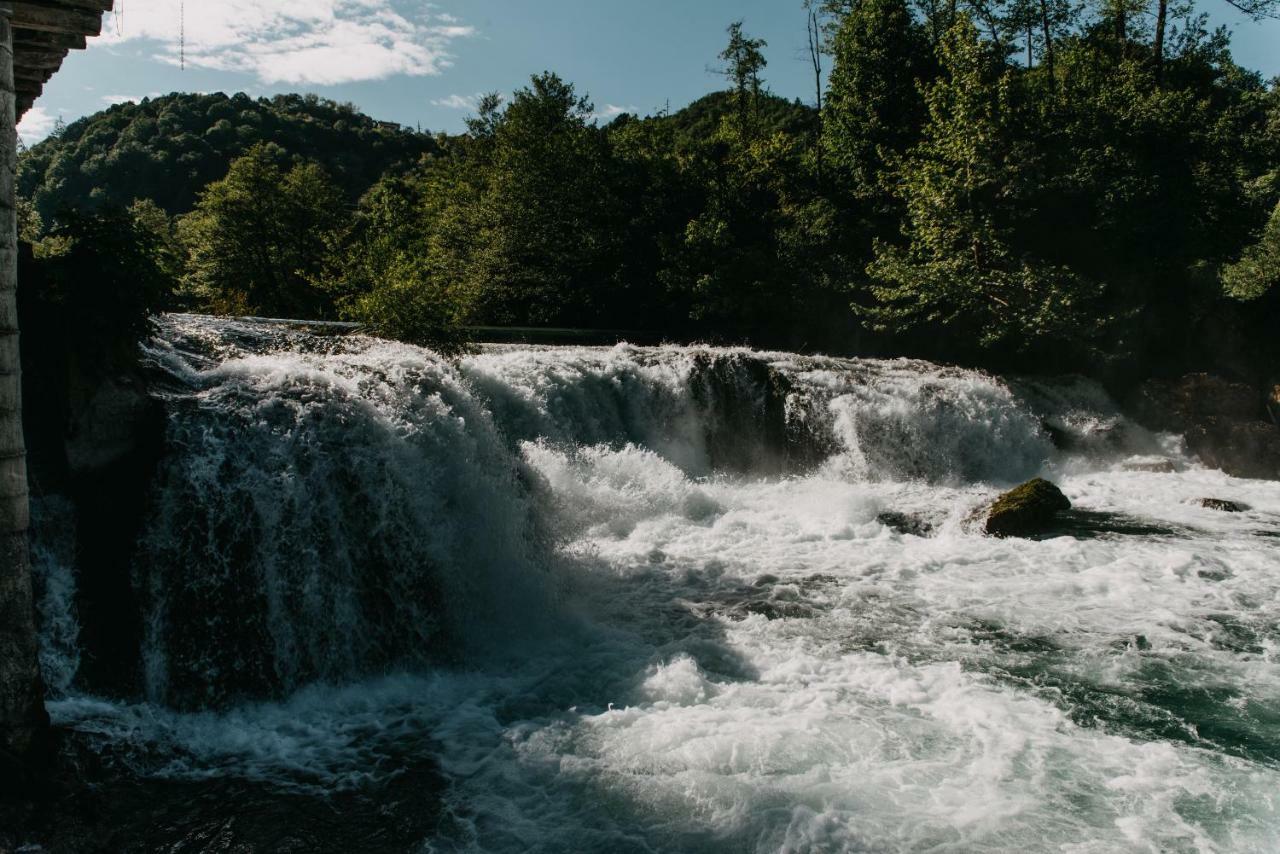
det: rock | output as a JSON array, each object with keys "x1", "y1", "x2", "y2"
[
  {"x1": 1127, "y1": 373, "x2": 1280, "y2": 481},
  {"x1": 1129, "y1": 373, "x2": 1262, "y2": 430},
  {"x1": 1041, "y1": 422, "x2": 1070, "y2": 450},
  {"x1": 1122, "y1": 459, "x2": 1177, "y2": 473},
  {"x1": 65, "y1": 372, "x2": 164, "y2": 476},
  {"x1": 983, "y1": 478, "x2": 1071, "y2": 538},
  {"x1": 877, "y1": 510, "x2": 934, "y2": 537},
  {"x1": 1184, "y1": 418, "x2": 1280, "y2": 480},
  {"x1": 1197, "y1": 498, "x2": 1250, "y2": 513}
]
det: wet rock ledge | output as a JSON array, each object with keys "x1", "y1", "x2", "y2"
[{"x1": 1127, "y1": 373, "x2": 1280, "y2": 480}]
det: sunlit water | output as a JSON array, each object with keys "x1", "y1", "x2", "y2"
[{"x1": 31, "y1": 315, "x2": 1280, "y2": 852}]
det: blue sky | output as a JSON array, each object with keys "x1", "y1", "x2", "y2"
[{"x1": 17, "y1": 0, "x2": 1280, "y2": 143}]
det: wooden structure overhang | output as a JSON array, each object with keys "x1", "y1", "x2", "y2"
[
  {"x1": 0, "y1": 0, "x2": 112, "y2": 118},
  {"x1": 0, "y1": 0, "x2": 110, "y2": 786}
]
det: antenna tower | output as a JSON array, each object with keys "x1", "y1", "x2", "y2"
[{"x1": 179, "y1": 0, "x2": 185, "y2": 70}]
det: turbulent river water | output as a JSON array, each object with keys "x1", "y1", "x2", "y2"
[{"x1": 28, "y1": 314, "x2": 1280, "y2": 853}]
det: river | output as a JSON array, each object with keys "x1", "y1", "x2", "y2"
[{"x1": 29, "y1": 314, "x2": 1280, "y2": 852}]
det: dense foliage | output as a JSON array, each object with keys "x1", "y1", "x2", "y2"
[
  {"x1": 16, "y1": 3, "x2": 1280, "y2": 382},
  {"x1": 18, "y1": 92, "x2": 437, "y2": 220},
  {"x1": 20, "y1": 204, "x2": 174, "y2": 373}
]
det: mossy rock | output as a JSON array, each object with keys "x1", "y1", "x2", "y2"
[{"x1": 983, "y1": 478, "x2": 1071, "y2": 538}]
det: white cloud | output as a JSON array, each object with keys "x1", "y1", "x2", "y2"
[
  {"x1": 17, "y1": 107, "x2": 59, "y2": 143},
  {"x1": 102, "y1": 94, "x2": 138, "y2": 105},
  {"x1": 110, "y1": 0, "x2": 474, "y2": 86},
  {"x1": 593, "y1": 104, "x2": 638, "y2": 121},
  {"x1": 431, "y1": 93, "x2": 479, "y2": 110}
]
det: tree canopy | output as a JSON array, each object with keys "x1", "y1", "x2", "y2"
[{"x1": 15, "y1": 8, "x2": 1280, "y2": 382}]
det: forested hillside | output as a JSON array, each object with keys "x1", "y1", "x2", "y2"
[
  {"x1": 15, "y1": 2, "x2": 1280, "y2": 388},
  {"x1": 18, "y1": 92, "x2": 439, "y2": 220}
]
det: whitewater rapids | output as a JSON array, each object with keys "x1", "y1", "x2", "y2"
[{"x1": 31, "y1": 315, "x2": 1280, "y2": 852}]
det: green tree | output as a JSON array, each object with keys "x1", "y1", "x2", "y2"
[
  {"x1": 319, "y1": 173, "x2": 471, "y2": 354},
  {"x1": 823, "y1": 0, "x2": 931, "y2": 208},
  {"x1": 1222, "y1": 201, "x2": 1280, "y2": 300},
  {"x1": 26, "y1": 206, "x2": 174, "y2": 370},
  {"x1": 178, "y1": 144, "x2": 347, "y2": 318},
  {"x1": 865, "y1": 17, "x2": 1105, "y2": 359},
  {"x1": 18, "y1": 92, "x2": 437, "y2": 221},
  {"x1": 455, "y1": 73, "x2": 622, "y2": 326},
  {"x1": 717, "y1": 22, "x2": 769, "y2": 139}
]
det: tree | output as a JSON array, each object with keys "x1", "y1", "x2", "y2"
[
  {"x1": 449, "y1": 73, "x2": 623, "y2": 326},
  {"x1": 178, "y1": 144, "x2": 346, "y2": 318},
  {"x1": 29, "y1": 206, "x2": 175, "y2": 369},
  {"x1": 804, "y1": 1, "x2": 827, "y2": 184},
  {"x1": 1222, "y1": 202, "x2": 1280, "y2": 300},
  {"x1": 319, "y1": 173, "x2": 471, "y2": 354},
  {"x1": 865, "y1": 16, "x2": 1106, "y2": 360},
  {"x1": 1152, "y1": 0, "x2": 1278, "y2": 73},
  {"x1": 18, "y1": 92, "x2": 437, "y2": 222},
  {"x1": 823, "y1": 0, "x2": 930, "y2": 206},
  {"x1": 717, "y1": 21, "x2": 769, "y2": 139}
]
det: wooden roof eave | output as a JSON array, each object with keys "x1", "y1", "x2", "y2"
[{"x1": 0, "y1": 1, "x2": 113, "y2": 119}]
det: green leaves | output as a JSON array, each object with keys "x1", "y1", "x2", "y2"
[
  {"x1": 863, "y1": 16, "x2": 1107, "y2": 359},
  {"x1": 177, "y1": 144, "x2": 346, "y2": 319},
  {"x1": 1222, "y1": 202, "x2": 1280, "y2": 300}
]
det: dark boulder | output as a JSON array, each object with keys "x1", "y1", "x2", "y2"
[
  {"x1": 983, "y1": 478, "x2": 1071, "y2": 538},
  {"x1": 1197, "y1": 498, "x2": 1250, "y2": 513},
  {"x1": 877, "y1": 511, "x2": 934, "y2": 537}
]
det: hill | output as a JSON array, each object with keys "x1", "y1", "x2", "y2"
[
  {"x1": 18, "y1": 92, "x2": 440, "y2": 221},
  {"x1": 657, "y1": 89, "x2": 816, "y2": 141}
]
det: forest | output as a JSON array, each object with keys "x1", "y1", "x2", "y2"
[{"x1": 15, "y1": 0, "x2": 1280, "y2": 387}]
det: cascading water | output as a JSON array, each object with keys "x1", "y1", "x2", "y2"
[{"x1": 27, "y1": 314, "x2": 1280, "y2": 852}]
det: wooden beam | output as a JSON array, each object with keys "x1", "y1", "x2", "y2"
[
  {"x1": 13, "y1": 80, "x2": 42, "y2": 99},
  {"x1": 13, "y1": 66, "x2": 53, "y2": 84},
  {"x1": 12, "y1": 27, "x2": 86, "y2": 49},
  {"x1": 16, "y1": 1, "x2": 112, "y2": 10},
  {"x1": 7, "y1": 2, "x2": 103, "y2": 37},
  {"x1": 12, "y1": 49, "x2": 69, "y2": 69}
]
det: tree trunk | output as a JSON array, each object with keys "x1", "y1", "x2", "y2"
[
  {"x1": 0, "y1": 9, "x2": 48, "y2": 795},
  {"x1": 1039, "y1": 0, "x2": 1055, "y2": 84},
  {"x1": 807, "y1": 7, "x2": 824, "y2": 188},
  {"x1": 1153, "y1": 0, "x2": 1168, "y2": 76}
]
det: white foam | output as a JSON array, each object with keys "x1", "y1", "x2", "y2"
[{"x1": 37, "y1": 317, "x2": 1280, "y2": 852}]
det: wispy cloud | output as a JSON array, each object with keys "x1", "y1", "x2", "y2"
[
  {"x1": 592, "y1": 104, "x2": 638, "y2": 121},
  {"x1": 17, "y1": 106, "x2": 59, "y2": 143},
  {"x1": 111, "y1": 1, "x2": 475, "y2": 86},
  {"x1": 431, "y1": 93, "x2": 480, "y2": 110},
  {"x1": 102, "y1": 93, "x2": 148, "y2": 105}
]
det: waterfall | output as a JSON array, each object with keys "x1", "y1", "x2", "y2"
[
  {"x1": 37, "y1": 315, "x2": 1163, "y2": 708},
  {"x1": 28, "y1": 315, "x2": 1280, "y2": 854}
]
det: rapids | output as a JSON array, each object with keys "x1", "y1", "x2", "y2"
[{"x1": 28, "y1": 314, "x2": 1280, "y2": 852}]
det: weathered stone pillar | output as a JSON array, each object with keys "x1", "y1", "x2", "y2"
[{"x1": 0, "y1": 8, "x2": 48, "y2": 793}]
